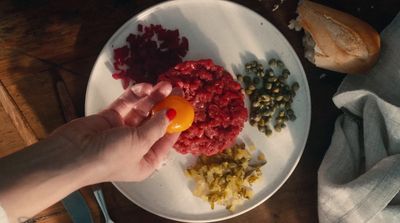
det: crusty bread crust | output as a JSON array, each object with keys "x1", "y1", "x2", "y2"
[{"x1": 298, "y1": 0, "x2": 380, "y2": 74}]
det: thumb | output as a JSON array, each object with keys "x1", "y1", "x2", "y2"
[{"x1": 135, "y1": 110, "x2": 170, "y2": 154}]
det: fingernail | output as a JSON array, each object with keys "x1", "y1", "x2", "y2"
[{"x1": 166, "y1": 108, "x2": 176, "y2": 121}]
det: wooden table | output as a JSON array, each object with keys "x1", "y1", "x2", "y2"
[{"x1": 0, "y1": 0, "x2": 398, "y2": 222}]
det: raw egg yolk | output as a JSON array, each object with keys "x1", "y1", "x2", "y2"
[{"x1": 152, "y1": 95, "x2": 194, "y2": 133}]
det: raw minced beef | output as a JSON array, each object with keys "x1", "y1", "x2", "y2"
[{"x1": 159, "y1": 59, "x2": 248, "y2": 156}]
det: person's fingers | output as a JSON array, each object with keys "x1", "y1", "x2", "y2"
[
  {"x1": 142, "y1": 132, "x2": 180, "y2": 170},
  {"x1": 133, "y1": 110, "x2": 170, "y2": 156},
  {"x1": 106, "y1": 83, "x2": 153, "y2": 117},
  {"x1": 133, "y1": 81, "x2": 172, "y2": 116},
  {"x1": 124, "y1": 81, "x2": 172, "y2": 127},
  {"x1": 95, "y1": 83, "x2": 152, "y2": 130},
  {"x1": 90, "y1": 111, "x2": 124, "y2": 131},
  {"x1": 95, "y1": 81, "x2": 172, "y2": 130},
  {"x1": 131, "y1": 83, "x2": 153, "y2": 97},
  {"x1": 170, "y1": 87, "x2": 184, "y2": 97}
]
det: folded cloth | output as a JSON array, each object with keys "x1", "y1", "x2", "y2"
[{"x1": 318, "y1": 12, "x2": 400, "y2": 223}]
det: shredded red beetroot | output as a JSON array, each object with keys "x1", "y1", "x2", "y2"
[
  {"x1": 112, "y1": 24, "x2": 189, "y2": 88},
  {"x1": 159, "y1": 59, "x2": 248, "y2": 156}
]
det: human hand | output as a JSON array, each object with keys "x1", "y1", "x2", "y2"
[{"x1": 51, "y1": 81, "x2": 179, "y2": 183}]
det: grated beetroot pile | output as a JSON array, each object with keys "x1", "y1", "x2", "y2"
[
  {"x1": 112, "y1": 24, "x2": 189, "y2": 88},
  {"x1": 159, "y1": 59, "x2": 248, "y2": 156}
]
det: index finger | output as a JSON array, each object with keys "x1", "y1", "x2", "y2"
[
  {"x1": 96, "y1": 83, "x2": 152, "y2": 129},
  {"x1": 124, "y1": 81, "x2": 172, "y2": 127},
  {"x1": 106, "y1": 83, "x2": 153, "y2": 117}
]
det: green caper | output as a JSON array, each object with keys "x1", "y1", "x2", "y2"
[
  {"x1": 253, "y1": 77, "x2": 260, "y2": 84},
  {"x1": 257, "y1": 63, "x2": 263, "y2": 69},
  {"x1": 272, "y1": 88, "x2": 280, "y2": 93},
  {"x1": 259, "y1": 101, "x2": 267, "y2": 107},
  {"x1": 263, "y1": 116, "x2": 271, "y2": 123},
  {"x1": 266, "y1": 110, "x2": 274, "y2": 116},
  {"x1": 245, "y1": 63, "x2": 252, "y2": 69},
  {"x1": 268, "y1": 77, "x2": 277, "y2": 82},
  {"x1": 258, "y1": 119, "x2": 266, "y2": 126},
  {"x1": 251, "y1": 92, "x2": 260, "y2": 101},
  {"x1": 265, "y1": 68, "x2": 274, "y2": 77},
  {"x1": 292, "y1": 82, "x2": 300, "y2": 91},
  {"x1": 276, "y1": 95, "x2": 283, "y2": 101},
  {"x1": 252, "y1": 101, "x2": 260, "y2": 107},
  {"x1": 282, "y1": 69, "x2": 290, "y2": 76},
  {"x1": 264, "y1": 83, "x2": 272, "y2": 90},
  {"x1": 283, "y1": 95, "x2": 291, "y2": 102},
  {"x1": 275, "y1": 117, "x2": 284, "y2": 123},
  {"x1": 268, "y1": 59, "x2": 277, "y2": 68},
  {"x1": 278, "y1": 76, "x2": 287, "y2": 83},
  {"x1": 249, "y1": 119, "x2": 257, "y2": 126},
  {"x1": 264, "y1": 111, "x2": 272, "y2": 117},
  {"x1": 274, "y1": 123, "x2": 282, "y2": 132},
  {"x1": 285, "y1": 103, "x2": 291, "y2": 110},
  {"x1": 278, "y1": 102, "x2": 286, "y2": 109},
  {"x1": 269, "y1": 71, "x2": 275, "y2": 77},
  {"x1": 279, "y1": 111, "x2": 285, "y2": 117},
  {"x1": 277, "y1": 60, "x2": 284, "y2": 68},
  {"x1": 287, "y1": 109, "x2": 294, "y2": 116},
  {"x1": 237, "y1": 74, "x2": 244, "y2": 82},
  {"x1": 245, "y1": 89, "x2": 253, "y2": 95},
  {"x1": 261, "y1": 95, "x2": 271, "y2": 102},
  {"x1": 243, "y1": 76, "x2": 251, "y2": 85},
  {"x1": 248, "y1": 84, "x2": 256, "y2": 91},
  {"x1": 265, "y1": 128, "x2": 273, "y2": 136},
  {"x1": 269, "y1": 97, "x2": 275, "y2": 104},
  {"x1": 257, "y1": 71, "x2": 265, "y2": 77},
  {"x1": 289, "y1": 114, "x2": 296, "y2": 121},
  {"x1": 253, "y1": 115, "x2": 261, "y2": 122},
  {"x1": 257, "y1": 124, "x2": 265, "y2": 132}
]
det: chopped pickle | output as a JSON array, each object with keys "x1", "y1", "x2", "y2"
[{"x1": 185, "y1": 143, "x2": 266, "y2": 211}]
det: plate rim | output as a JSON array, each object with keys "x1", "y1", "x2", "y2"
[{"x1": 85, "y1": 0, "x2": 312, "y2": 222}]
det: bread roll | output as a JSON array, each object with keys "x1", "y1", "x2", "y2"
[{"x1": 297, "y1": 0, "x2": 381, "y2": 74}]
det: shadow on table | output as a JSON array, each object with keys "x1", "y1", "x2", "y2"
[{"x1": 2, "y1": 0, "x2": 165, "y2": 136}]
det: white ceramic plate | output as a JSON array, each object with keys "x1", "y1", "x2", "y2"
[{"x1": 85, "y1": 0, "x2": 311, "y2": 222}]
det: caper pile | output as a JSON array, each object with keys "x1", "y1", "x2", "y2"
[{"x1": 237, "y1": 59, "x2": 299, "y2": 136}]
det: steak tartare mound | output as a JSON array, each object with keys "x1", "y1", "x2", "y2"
[{"x1": 158, "y1": 59, "x2": 248, "y2": 156}]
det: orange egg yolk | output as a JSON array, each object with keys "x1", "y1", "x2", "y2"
[{"x1": 152, "y1": 95, "x2": 194, "y2": 134}]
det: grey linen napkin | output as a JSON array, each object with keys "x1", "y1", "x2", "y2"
[{"x1": 318, "y1": 12, "x2": 400, "y2": 223}]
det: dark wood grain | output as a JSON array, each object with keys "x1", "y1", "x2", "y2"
[
  {"x1": 0, "y1": 0, "x2": 398, "y2": 222},
  {"x1": 0, "y1": 80, "x2": 38, "y2": 145}
]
